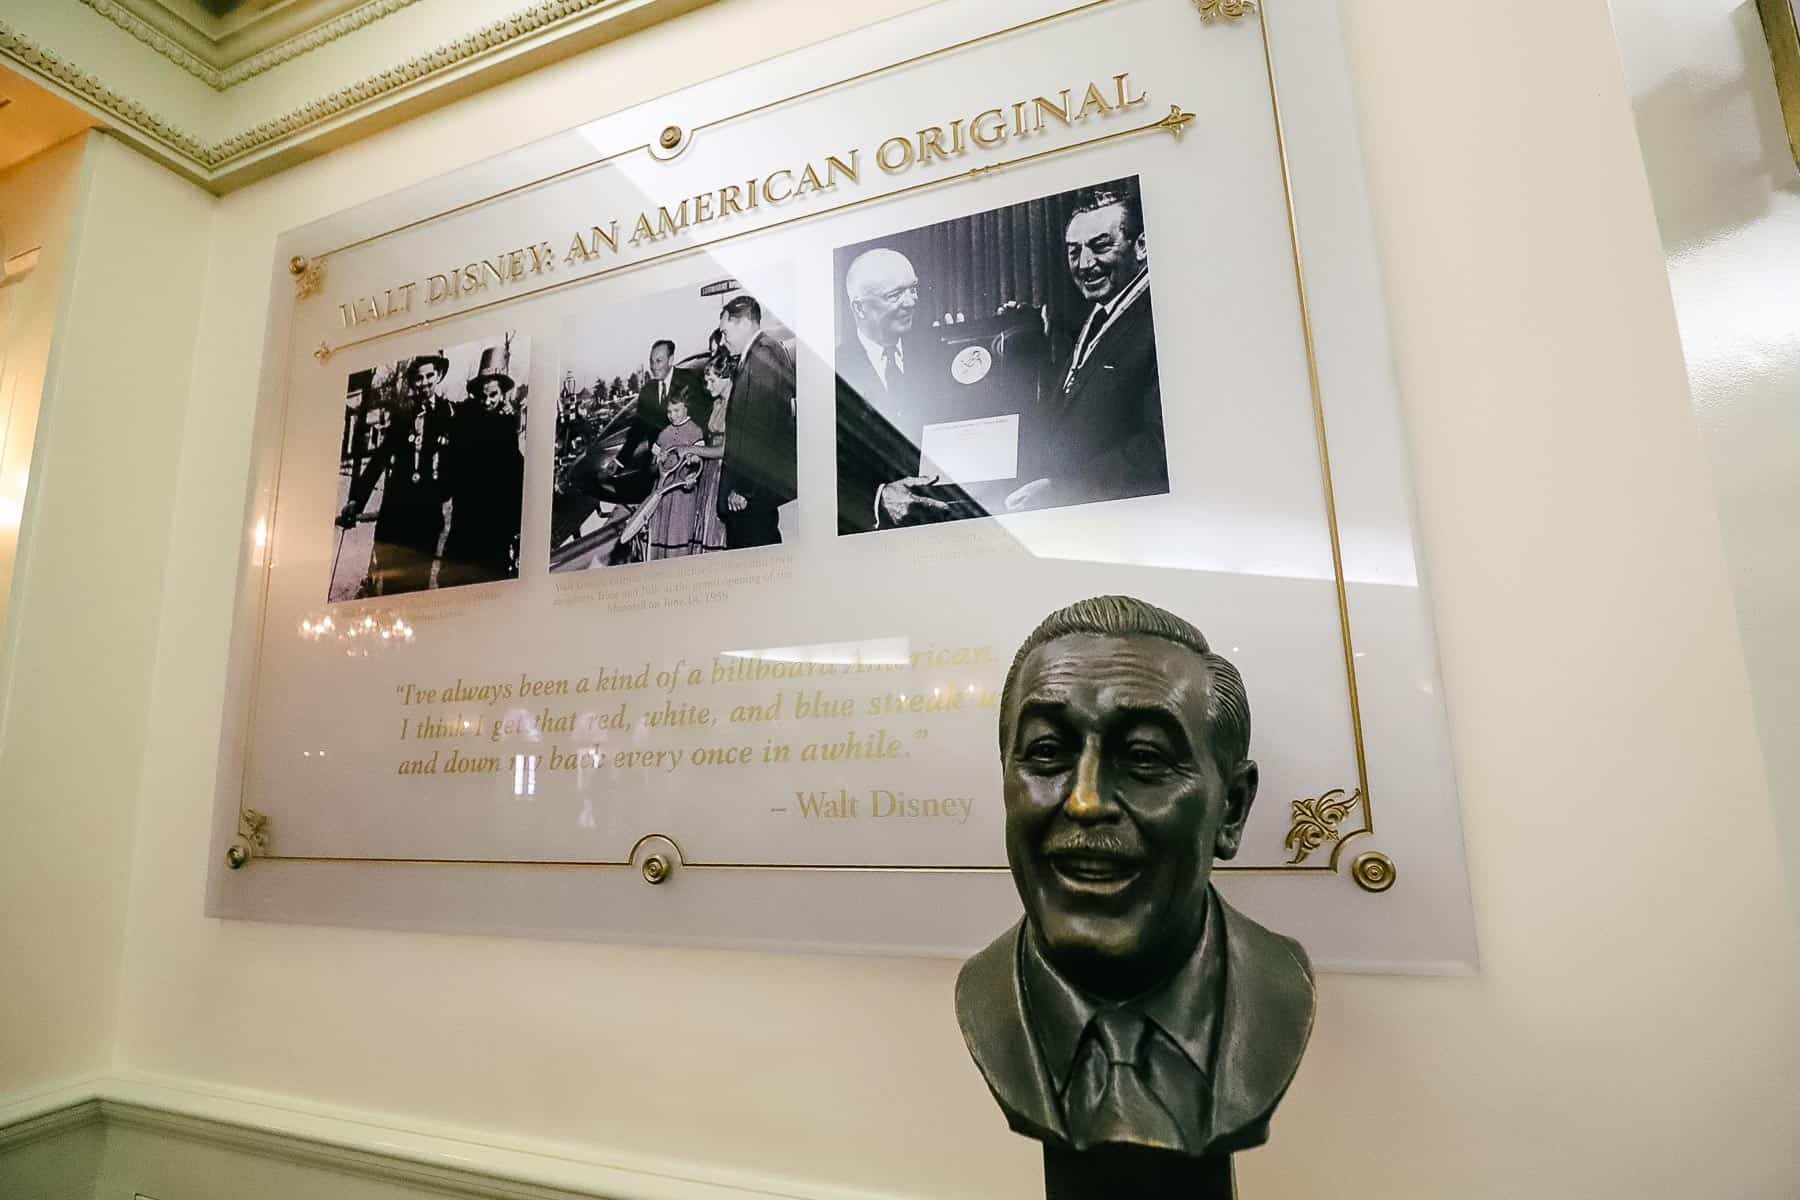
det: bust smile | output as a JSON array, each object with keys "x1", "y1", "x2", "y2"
[{"x1": 1048, "y1": 848, "x2": 1144, "y2": 892}]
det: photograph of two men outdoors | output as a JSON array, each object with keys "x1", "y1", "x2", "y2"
[
  {"x1": 834, "y1": 174, "x2": 1169, "y2": 535},
  {"x1": 329, "y1": 335, "x2": 530, "y2": 601}
]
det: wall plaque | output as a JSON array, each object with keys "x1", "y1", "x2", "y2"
[{"x1": 211, "y1": 0, "x2": 1477, "y2": 972}]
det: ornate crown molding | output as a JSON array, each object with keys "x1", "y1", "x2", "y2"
[
  {"x1": 80, "y1": 0, "x2": 223, "y2": 88},
  {"x1": 76, "y1": 0, "x2": 429, "y2": 91},
  {"x1": 0, "y1": 0, "x2": 671, "y2": 184},
  {"x1": 0, "y1": 19, "x2": 211, "y2": 163},
  {"x1": 218, "y1": 0, "x2": 424, "y2": 88}
]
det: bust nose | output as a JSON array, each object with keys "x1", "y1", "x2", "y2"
[{"x1": 1063, "y1": 737, "x2": 1109, "y2": 820}]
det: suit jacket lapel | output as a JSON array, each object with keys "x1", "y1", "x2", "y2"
[
  {"x1": 957, "y1": 900, "x2": 1312, "y2": 1157},
  {"x1": 1068, "y1": 291, "x2": 1151, "y2": 397},
  {"x1": 1201, "y1": 896, "x2": 1316, "y2": 1152},
  {"x1": 838, "y1": 342, "x2": 883, "y2": 406},
  {"x1": 955, "y1": 921, "x2": 1068, "y2": 1143}
]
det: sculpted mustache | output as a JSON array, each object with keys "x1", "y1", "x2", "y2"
[{"x1": 1043, "y1": 831, "x2": 1144, "y2": 859}]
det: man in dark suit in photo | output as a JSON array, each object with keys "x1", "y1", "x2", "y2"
[
  {"x1": 618, "y1": 338, "x2": 708, "y2": 466},
  {"x1": 835, "y1": 247, "x2": 988, "y2": 535},
  {"x1": 440, "y1": 344, "x2": 525, "y2": 589},
  {"x1": 1009, "y1": 182, "x2": 1168, "y2": 512},
  {"x1": 716, "y1": 294, "x2": 796, "y2": 548},
  {"x1": 337, "y1": 352, "x2": 456, "y2": 596}
]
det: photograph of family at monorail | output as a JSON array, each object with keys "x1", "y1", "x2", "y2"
[{"x1": 549, "y1": 277, "x2": 798, "y2": 572}]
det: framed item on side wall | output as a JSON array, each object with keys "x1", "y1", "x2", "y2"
[{"x1": 1759, "y1": 0, "x2": 1800, "y2": 168}]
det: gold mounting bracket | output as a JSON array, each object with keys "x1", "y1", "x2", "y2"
[
  {"x1": 289, "y1": 255, "x2": 325, "y2": 299},
  {"x1": 648, "y1": 123, "x2": 692, "y2": 162},
  {"x1": 1350, "y1": 851, "x2": 1396, "y2": 893},
  {"x1": 629, "y1": 833, "x2": 685, "y2": 886},
  {"x1": 226, "y1": 809, "x2": 271, "y2": 869}
]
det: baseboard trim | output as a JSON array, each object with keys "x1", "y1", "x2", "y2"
[
  {"x1": 0, "y1": 1074, "x2": 905, "y2": 1200},
  {"x1": 0, "y1": 1098, "x2": 102, "y2": 1154}
]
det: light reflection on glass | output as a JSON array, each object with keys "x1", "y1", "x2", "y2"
[
  {"x1": 719, "y1": 637, "x2": 910, "y2": 666},
  {"x1": 299, "y1": 610, "x2": 415, "y2": 657},
  {"x1": 512, "y1": 752, "x2": 537, "y2": 797}
]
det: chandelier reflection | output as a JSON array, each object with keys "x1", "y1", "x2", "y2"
[{"x1": 298, "y1": 610, "x2": 415, "y2": 657}]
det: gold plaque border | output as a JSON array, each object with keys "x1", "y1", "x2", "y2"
[{"x1": 236, "y1": 0, "x2": 1386, "y2": 886}]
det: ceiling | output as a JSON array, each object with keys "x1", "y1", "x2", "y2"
[
  {"x1": 0, "y1": 0, "x2": 710, "y2": 191},
  {"x1": 101, "y1": 0, "x2": 392, "y2": 71},
  {"x1": 0, "y1": 66, "x2": 97, "y2": 176}
]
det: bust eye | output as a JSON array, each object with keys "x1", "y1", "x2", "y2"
[
  {"x1": 1125, "y1": 742, "x2": 1173, "y2": 777},
  {"x1": 1020, "y1": 736, "x2": 1070, "y2": 769}
]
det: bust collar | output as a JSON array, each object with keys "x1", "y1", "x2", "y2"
[
  {"x1": 955, "y1": 889, "x2": 1315, "y2": 1155},
  {"x1": 1018, "y1": 889, "x2": 1223, "y2": 1094}
]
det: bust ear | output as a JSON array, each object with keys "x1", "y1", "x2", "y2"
[{"x1": 1214, "y1": 759, "x2": 1258, "y2": 861}]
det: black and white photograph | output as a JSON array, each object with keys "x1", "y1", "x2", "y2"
[
  {"x1": 834, "y1": 175, "x2": 1167, "y2": 535},
  {"x1": 330, "y1": 334, "x2": 530, "y2": 600},
  {"x1": 550, "y1": 277, "x2": 797, "y2": 571}
]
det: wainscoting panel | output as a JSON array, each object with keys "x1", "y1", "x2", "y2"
[
  {"x1": 0, "y1": 1076, "x2": 899, "y2": 1200},
  {"x1": 0, "y1": 1105, "x2": 104, "y2": 1200}
]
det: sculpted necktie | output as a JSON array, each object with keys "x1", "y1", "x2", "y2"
[{"x1": 1064, "y1": 1008, "x2": 1187, "y2": 1154}]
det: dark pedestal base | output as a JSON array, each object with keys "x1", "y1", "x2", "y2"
[{"x1": 1043, "y1": 1144, "x2": 1234, "y2": 1199}]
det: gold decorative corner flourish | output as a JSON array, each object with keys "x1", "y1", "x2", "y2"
[
  {"x1": 1157, "y1": 105, "x2": 1196, "y2": 139},
  {"x1": 290, "y1": 254, "x2": 324, "y2": 299},
  {"x1": 1194, "y1": 0, "x2": 1257, "y2": 19},
  {"x1": 1284, "y1": 787, "x2": 1360, "y2": 865},
  {"x1": 241, "y1": 808, "x2": 270, "y2": 853}
]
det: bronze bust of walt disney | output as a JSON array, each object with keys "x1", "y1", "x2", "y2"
[{"x1": 956, "y1": 596, "x2": 1314, "y2": 1194}]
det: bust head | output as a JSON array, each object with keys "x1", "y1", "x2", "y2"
[{"x1": 998, "y1": 596, "x2": 1256, "y2": 1000}]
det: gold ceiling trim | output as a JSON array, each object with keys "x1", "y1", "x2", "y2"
[
  {"x1": 0, "y1": 0, "x2": 657, "y2": 176},
  {"x1": 77, "y1": 0, "x2": 429, "y2": 91}
]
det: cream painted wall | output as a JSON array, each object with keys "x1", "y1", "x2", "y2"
[
  {"x1": 1610, "y1": 0, "x2": 1800, "y2": 921},
  {"x1": 0, "y1": 131, "x2": 213, "y2": 1096},
  {"x1": 0, "y1": 136, "x2": 84, "y2": 657},
  {"x1": 70, "y1": 0, "x2": 1800, "y2": 1197}
]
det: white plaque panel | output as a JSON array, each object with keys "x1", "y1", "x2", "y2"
[{"x1": 209, "y1": 0, "x2": 1478, "y2": 973}]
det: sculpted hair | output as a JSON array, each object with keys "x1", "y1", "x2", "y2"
[
  {"x1": 998, "y1": 595, "x2": 1250, "y2": 768},
  {"x1": 1066, "y1": 179, "x2": 1145, "y2": 243},
  {"x1": 720, "y1": 294, "x2": 763, "y2": 325},
  {"x1": 650, "y1": 338, "x2": 676, "y2": 358}
]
